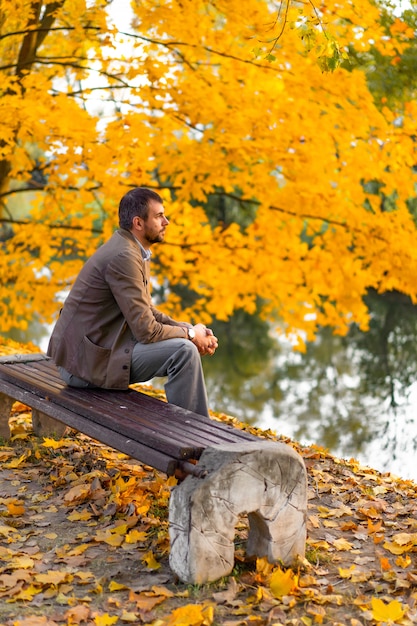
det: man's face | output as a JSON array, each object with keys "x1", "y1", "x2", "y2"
[{"x1": 143, "y1": 200, "x2": 169, "y2": 245}]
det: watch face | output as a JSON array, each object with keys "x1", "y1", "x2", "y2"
[{"x1": 188, "y1": 327, "x2": 196, "y2": 339}]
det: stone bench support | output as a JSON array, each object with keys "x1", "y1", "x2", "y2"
[{"x1": 169, "y1": 441, "x2": 307, "y2": 584}]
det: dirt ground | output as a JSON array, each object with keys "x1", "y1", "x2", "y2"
[{"x1": 1, "y1": 413, "x2": 417, "y2": 626}]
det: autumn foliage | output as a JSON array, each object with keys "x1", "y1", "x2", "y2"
[{"x1": 0, "y1": 0, "x2": 416, "y2": 344}]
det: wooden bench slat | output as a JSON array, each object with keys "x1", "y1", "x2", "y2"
[
  {"x1": 0, "y1": 373, "x2": 178, "y2": 475},
  {"x1": 0, "y1": 360, "x2": 257, "y2": 453},
  {"x1": 0, "y1": 358, "x2": 260, "y2": 474},
  {"x1": 0, "y1": 366, "x2": 199, "y2": 460}
]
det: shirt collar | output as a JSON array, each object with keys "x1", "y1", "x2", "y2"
[{"x1": 133, "y1": 236, "x2": 152, "y2": 262}]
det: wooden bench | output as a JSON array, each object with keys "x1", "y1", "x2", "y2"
[{"x1": 0, "y1": 353, "x2": 308, "y2": 584}]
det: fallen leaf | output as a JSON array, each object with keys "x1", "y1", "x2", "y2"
[
  {"x1": 142, "y1": 551, "x2": 161, "y2": 570},
  {"x1": 371, "y1": 597, "x2": 405, "y2": 623},
  {"x1": 269, "y1": 567, "x2": 298, "y2": 598}
]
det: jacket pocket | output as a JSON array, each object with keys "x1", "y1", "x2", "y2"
[{"x1": 77, "y1": 335, "x2": 111, "y2": 387}]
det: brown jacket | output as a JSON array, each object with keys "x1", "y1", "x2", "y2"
[{"x1": 47, "y1": 229, "x2": 188, "y2": 388}]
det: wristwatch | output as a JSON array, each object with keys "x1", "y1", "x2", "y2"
[{"x1": 187, "y1": 327, "x2": 196, "y2": 341}]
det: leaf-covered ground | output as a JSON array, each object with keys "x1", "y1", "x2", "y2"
[{"x1": 1, "y1": 340, "x2": 417, "y2": 626}]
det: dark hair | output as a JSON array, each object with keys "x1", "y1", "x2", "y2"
[{"x1": 118, "y1": 187, "x2": 163, "y2": 230}]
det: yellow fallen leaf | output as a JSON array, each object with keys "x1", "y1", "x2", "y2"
[
  {"x1": 9, "y1": 556, "x2": 34, "y2": 569},
  {"x1": 74, "y1": 571, "x2": 96, "y2": 582},
  {"x1": 67, "y1": 510, "x2": 93, "y2": 521},
  {"x1": 111, "y1": 524, "x2": 128, "y2": 535},
  {"x1": 41, "y1": 437, "x2": 70, "y2": 449},
  {"x1": 152, "y1": 585, "x2": 174, "y2": 598},
  {"x1": 109, "y1": 580, "x2": 127, "y2": 591},
  {"x1": 255, "y1": 556, "x2": 274, "y2": 578},
  {"x1": 103, "y1": 534, "x2": 124, "y2": 547},
  {"x1": 125, "y1": 529, "x2": 148, "y2": 543},
  {"x1": 93, "y1": 614, "x2": 118, "y2": 626},
  {"x1": 141, "y1": 551, "x2": 161, "y2": 570},
  {"x1": 269, "y1": 567, "x2": 298, "y2": 598},
  {"x1": 120, "y1": 611, "x2": 139, "y2": 623},
  {"x1": 35, "y1": 571, "x2": 73, "y2": 585},
  {"x1": 396, "y1": 555, "x2": 412, "y2": 568},
  {"x1": 12, "y1": 583, "x2": 42, "y2": 601},
  {"x1": 5, "y1": 451, "x2": 31, "y2": 468},
  {"x1": 392, "y1": 532, "x2": 417, "y2": 545},
  {"x1": 333, "y1": 537, "x2": 353, "y2": 551},
  {"x1": 0, "y1": 524, "x2": 20, "y2": 537},
  {"x1": 65, "y1": 604, "x2": 91, "y2": 623},
  {"x1": 164, "y1": 603, "x2": 212, "y2": 626},
  {"x1": 338, "y1": 565, "x2": 356, "y2": 579},
  {"x1": 371, "y1": 598, "x2": 405, "y2": 623},
  {"x1": 64, "y1": 484, "x2": 91, "y2": 505},
  {"x1": 383, "y1": 540, "x2": 413, "y2": 555}
]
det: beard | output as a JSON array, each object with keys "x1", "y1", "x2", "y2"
[{"x1": 144, "y1": 228, "x2": 165, "y2": 245}]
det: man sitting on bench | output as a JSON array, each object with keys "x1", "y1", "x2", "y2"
[{"x1": 47, "y1": 187, "x2": 218, "y2": 417}]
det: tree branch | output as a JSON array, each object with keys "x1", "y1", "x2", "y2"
[{"x1": 0, "y1": 25, "x2": 101, "y2": 41}]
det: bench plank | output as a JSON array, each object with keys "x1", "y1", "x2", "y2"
[{"x1": 9, "y1": 359, "x2": 254, "y2": 448}]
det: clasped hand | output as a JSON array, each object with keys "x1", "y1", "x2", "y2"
[{"x1": 192, "y1": 323, "x2": 218, "y2": 356}]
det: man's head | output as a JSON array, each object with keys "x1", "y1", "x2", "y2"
[
  {"x1": 119, "y1": 187, "x2": 169, "y2": 248},
  {"x1": 119, "y1": 187, "x2": 163, "y2": 228}
]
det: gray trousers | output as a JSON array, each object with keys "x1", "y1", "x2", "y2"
[{"x1": 59, "y1": 338, "x2": 209, "y2": 417}]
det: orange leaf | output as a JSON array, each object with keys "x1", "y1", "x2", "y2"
[{"x1": 6, "y1": 501, "x2": 25, "y2": 516}]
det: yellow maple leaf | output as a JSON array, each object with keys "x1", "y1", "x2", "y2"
[
  {"x1": 269, "y1": 567, "x2": 298, "y2": 598},
  {"x1": 255, "y1": 556, "x2": 274, "y2": 579},
  {"x1": 67, "y1": 544, "x2": 91, "y2": 556},
  {"x1": 395, "y1": 555, "x2": 412, "y2": 568},
  {"x1": 125, "y1": 529, "x2": 148, "y2": 544},
  {"x1": 41, "y1": 437, "x2": 68, "y2": 449},
  {"x1": 152, "y1": 585, "x2": 175, "y2": 598},
  {"x1": 63, "y1": 484, "x2": 91, "y2": 505},
  {"x1": 164, "y1": 603, "x2": 213, "y2": 626},
  {"x1": 392, "y1": 532, "x2": 417, "y2": 545},
  {"x1": 9, "y1": 556, "x2": 34, "y2": 569},
  {"x1": 333, "y1": 537, "x2": 353, "y2": 551},
  {"x1": 94, "y1": 614, "x2": 118, "y2": 626},
  {"x1": 383, "y1": 540, "x2": 414, "y2": 555},
  {"x1": 4, "y1": 451, "x2": 30, "y2": 469},
  {"x1": 12, "y1": 583, "x2": 42, "y2": 601},
  {"x1": 371, "y1": 598, "x2": 405, "y2": 623},
  {"x1": 74, "y1": 571, "x2": 96, "y2": 583},
  {"x1": 120, "y1": 611, "x2": 138, "y2": 623},
  {"x1": 0, "y1": 524, "x2": 20, "y2": 537},
  {"x1": 141, "y1": 551, "x2": 161, "y2": 570},
  {"x1": 67, "y1": 510, "x2": 93, "y2": 522},
  {"x1": 338, "y1": 565, "x2": 356, "y2": 579},
  {"x1": 35, "y1": 571, "x2": 73, "y2": 586},
  {"x1": 109, "y1": 580, "x2": 127, "y2": 592},
  {"x1": 103, "y1": 534, "x2": 124, "y2": 547}
]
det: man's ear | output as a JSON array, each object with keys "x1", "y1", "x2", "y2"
[{"x1": 132, "y1": 215, "x2": 144, "y2": 231}]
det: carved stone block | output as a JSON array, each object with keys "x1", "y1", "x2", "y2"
[{"x1": 169, "y1": 441, "x2": 307, "y2": 584}]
